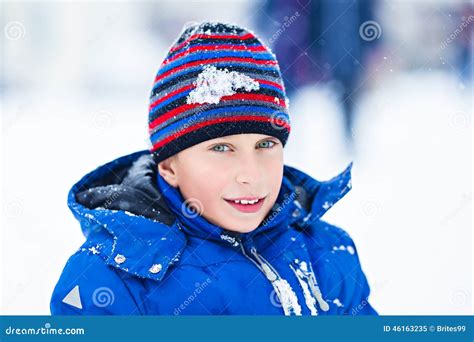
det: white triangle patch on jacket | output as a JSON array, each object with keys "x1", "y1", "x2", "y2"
[{"x1": 62, "y1": 285, "x2": 83, "y2": 310}]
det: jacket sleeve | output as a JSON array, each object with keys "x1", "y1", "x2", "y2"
[
  {"x1": 343, "y1": 245, "x2": 378, "y2": 316},
  {"x1": 309, "y1": 221, "x2": 378, "y2": 315},
  {"x1": 50, "y1": 248, "x2": 142, "y2": 315}
]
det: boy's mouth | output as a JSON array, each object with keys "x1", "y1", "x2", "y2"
[{"x1": 223, "y1": 196, "x2": 266, "y2": 213}]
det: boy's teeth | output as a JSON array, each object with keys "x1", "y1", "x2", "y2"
[{"x1": 233, "y1": 199, "x2": 259, "y2": 205}]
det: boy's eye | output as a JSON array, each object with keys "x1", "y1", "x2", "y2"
[
  {"x1": 210, "y1": 140, "x2": 277, "y2": 152},
  {"x1": 257, "y1": 140, "x2": 277, "y2": 149},
  {"x1": 211, "y1": 144, "x2": 231, "y2": 152}
]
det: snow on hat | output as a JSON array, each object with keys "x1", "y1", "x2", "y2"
[{"x1": 148, "y1": 21, "x2": 291, "y2": 163}]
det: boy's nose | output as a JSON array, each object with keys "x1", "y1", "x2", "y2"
[{"x1": 235, "y1": 155, "x2": 263, "y2": 185}]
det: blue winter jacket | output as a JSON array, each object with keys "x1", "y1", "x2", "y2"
[{"x1": 50, "y1": 150, "x2": 377, "y2": 315}]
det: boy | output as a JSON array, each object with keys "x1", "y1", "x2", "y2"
[{"x1": 50, "y1": 21, "x2": 377, "y2": 315}]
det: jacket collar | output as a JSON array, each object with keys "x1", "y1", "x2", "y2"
[
  {"x1": 68, "y1": 150, "x2": 186, "y2": 282},
  {"x1": 284, "y1": 162, "x2": 353, "y2": 226},
  {"x1": 68, "y1": 150, "x2": 352, "y2": 281}
]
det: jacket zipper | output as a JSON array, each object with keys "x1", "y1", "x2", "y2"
[
  {"x1": 289, "y1": 259, "x2": 329, "y2": 314},
  {"x1": 236, "y1": 237, "x2": 302, "y2": 316}
]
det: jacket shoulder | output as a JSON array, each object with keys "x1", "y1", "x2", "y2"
[
  {"x1": 50, "y1": 244, "x2": 142, "y2": 315},
  {"x1": 301, "y1": 220, "x2": 378, "y2": 315},
  {"x1": 301, "y1": 219, "x2": 355, "y2": 251}
]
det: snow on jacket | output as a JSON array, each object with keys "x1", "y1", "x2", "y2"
[{"x1": 50, "y1": 150, "x2": 377, "y2": 315}]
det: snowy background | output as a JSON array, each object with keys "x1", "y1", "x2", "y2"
[{"x1": 1, "y1": 0, "x2": 472, "y2": 315}]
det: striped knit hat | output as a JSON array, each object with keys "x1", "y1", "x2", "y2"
[{"x1": 148, "y1": 22, "x2": 291, "y2": 163}]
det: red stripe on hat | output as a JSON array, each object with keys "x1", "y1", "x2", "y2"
[
  {"x1": 164, "y1": 44, "x2": 267, "y2": 65},
  {"x1": 154, "y1": 57, "x2": 278, "y2": 84},
  {"x1": 149, "y1": 102, "x2": 201, "y2": 130},
  {"x1": 169, "y1": 32, "x2": 256, "y2": 55},
  {"x1": 149, "y1": 93, "x2": 286, "y2": 130},
  {"x1": 149, "y1": 83, "x2": 195, "y2": 111},
  {"x1": 150, "y1": 115, "x2": 291, "y2": 152},
  {"x1": 257, "y1": 79, "x2": 284, "y2": 91},
  {"x1": 218, "y1": 93, "x2": 287, "y2": 108}
]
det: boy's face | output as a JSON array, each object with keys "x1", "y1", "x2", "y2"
[{"x1": 158, "y1": 133, "x2": 284, "y2": 233}]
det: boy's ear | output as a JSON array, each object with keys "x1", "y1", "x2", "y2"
[{"x1": 157, "y1": 156, "x2": 179, "y2": 188}]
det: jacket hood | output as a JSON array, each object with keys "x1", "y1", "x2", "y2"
[{"x1": 67, "y1": 150, "x2": 352, "y2": 281}]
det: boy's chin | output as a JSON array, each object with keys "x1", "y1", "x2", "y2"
[
  {"x1": 218, "y1": 217, "x2": 263, "y2": 234},
  {"x1": 222, "y1": 225, "x2": 259, "y2": 234},
  {"x1": 203, "y1": 211, "x2": 264, "y2": 234}
]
